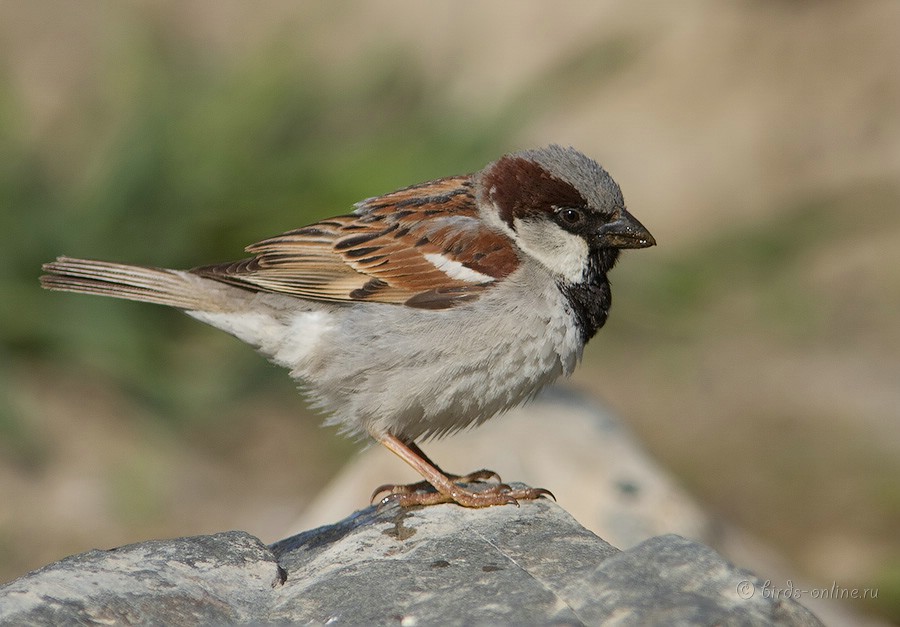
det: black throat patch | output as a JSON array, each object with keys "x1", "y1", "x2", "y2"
[{"x1": 557, "y1": 248, "x2": 619, "y2": 343}]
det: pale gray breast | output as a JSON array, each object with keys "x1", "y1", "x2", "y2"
[{"x1": 300, "y1": 263, "x2": 583, "y2": 441}]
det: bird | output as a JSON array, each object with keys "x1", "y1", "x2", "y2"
[{"x1": 41, "y1": 145, "x2": 655, "y2": 508}]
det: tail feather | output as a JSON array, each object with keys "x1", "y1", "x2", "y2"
[{"x1": 41, "y1": 257, "x2": 210, "y2": 310}]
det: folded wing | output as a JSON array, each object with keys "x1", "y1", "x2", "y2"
[{"x1": 193, "y1": 176, "x2": 520, "y2": 309}]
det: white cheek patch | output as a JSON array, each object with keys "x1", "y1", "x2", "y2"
[
  {"x1": 512, "y1": 218, "x2": 589, "y2": 283},
  {"x1": 424, "y1": 253, "x2": 495, "y2": 284},
  {"x1": 480, "y1": 199, "x2": 517, "y2": 239}
]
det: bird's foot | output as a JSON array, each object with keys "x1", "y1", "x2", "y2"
[
  {"x1": 373, "y1": 434, "x2": 554, "y2": 508},
  {"x1": 375, "y1": 480, "x2": 554, "y2": 509},
  {"x1": 371, "y1": 469, "x2": 501, "y2": 503}
]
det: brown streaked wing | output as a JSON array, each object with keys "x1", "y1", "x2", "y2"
[{"x1": 192, "y1": 175, "x2": 521, "y2": 309}]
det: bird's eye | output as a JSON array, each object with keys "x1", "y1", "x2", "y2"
[{"x1": 556, "y1": 207, "x2": 583, "y2": 225}]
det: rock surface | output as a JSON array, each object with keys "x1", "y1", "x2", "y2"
[{"x1": 0, "y1": 495, "x2": 820, "y2": 626}]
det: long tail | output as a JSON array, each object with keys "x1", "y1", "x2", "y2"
[{"x1": 41, "y1": 256, "x2": 214, "y2": 310}]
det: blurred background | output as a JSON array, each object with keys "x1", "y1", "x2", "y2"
[{"x1": 1, "y1": 1, "x2": 898, "y2": 621}]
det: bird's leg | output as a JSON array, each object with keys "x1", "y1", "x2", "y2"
[
  {"x1": 399, "y1": 442, "x2": 502, "y2": 485},
  {"x1": 370, "y1": 440, "x2": 501, "y2": 502},
  {"x1": 372, "y1": 434, "x2": 553, "y2": 508}
]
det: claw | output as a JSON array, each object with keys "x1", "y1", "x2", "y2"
[
  {"x1": 520, "y1": 487, "x2": 555, "y2": 501},
  {"x1": 371, "y1": 479, "x2": 435, "y2": 503},
  {"x1": 370, "y1": 483, "x2": 415, "y2": 503}
]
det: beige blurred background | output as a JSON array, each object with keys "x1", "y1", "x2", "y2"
[{"x1": 1, "y1": 1, "x2": 898, "y2": 621}]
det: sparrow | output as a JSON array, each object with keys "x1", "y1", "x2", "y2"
[{"x1": 41, "y1": 145, "x2": 655, "y2": 508}]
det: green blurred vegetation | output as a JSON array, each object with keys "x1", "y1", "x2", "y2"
[{"x1": 0, "y1": 31, "x2": 525, "y2": 445}]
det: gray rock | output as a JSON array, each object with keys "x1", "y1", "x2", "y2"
[
  {"x1": 0, "y1": 531, "x2": 284, "y2": 625},
  {"x1": 0, "y1": 496, "x2": 821, "y2": 626}
]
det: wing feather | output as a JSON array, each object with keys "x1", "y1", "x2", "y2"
[{"x1": 192, "y1": 175, "x2": 520, "y2": 309}]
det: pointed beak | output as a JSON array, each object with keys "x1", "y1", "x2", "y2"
[{"x1": 597, "y1": 208, "x2": 656, "y2": 249}]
